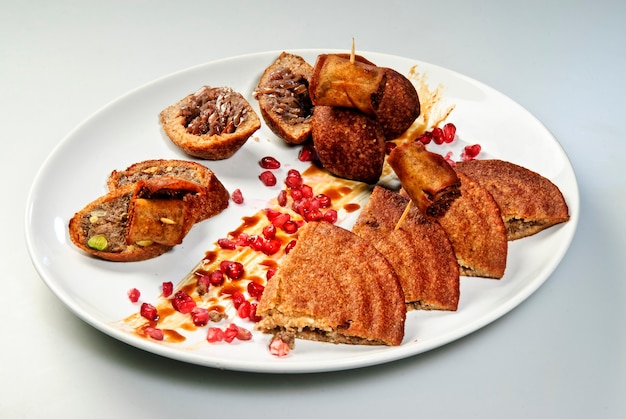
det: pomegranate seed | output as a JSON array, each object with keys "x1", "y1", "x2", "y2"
[
  {"x1": 247, "y1": 281, "x2": 265, "y2": 300},
  {"x1": 224, "y1": 324, "x2": 239, "y2": 343},
  {"x1": 315, "y1": 194, "x2": 331, "y2": 208},
  {"x1": 161, "y1": 281, "x2": 173, "y2": 298},
  {"x1": 461, "y1": 144, "x2": 482, "y2": 161},
  {"x1": 249, "y1": 303, "x2": 262, "y2": 322},
  {"x1": 281, "y1": 220, "x2": 298, "y2": 234},
  {"x1": 259, "y1": 170, "x2": 277, "y2": 186},
  {"x1": 217, "y1": 238, "x2": 236, "y2": 250},
  {"x1": 262, "y1": 223, "x2": 277, "y2": 240},
  {"x1": 277, "y1": 189, "x2": 288, "y2": 207},
  {"x1": 127, "y1": 288, "x2": 140, "y2": 303},
  {"x1": 270, "y1": 212, "x2": 290, "y2": 229},
  {"x1": 236, "y1": 325, "x2": 253, "y2": 340},
  {"x1": 269, "y1": 337, "x2": 290, "y2": 357},
  {"x1": 431, "y1": 127, "x2": 444, "y2": 144},
  {"x1": 303, "y1": 208, "x2": 323, "y2": 222},
  {"x1": 285, "y1": 239, "x2": 297, "y2": 254},
  {"x1": 231, "y1": 291, "x2": 246, "y2": 309},
  {"x1": 298, "y1": 144, "x2": 316, "y2": 162},
  {"x1": 443, "y1": 123, "x2": 456, "y2": 143},
  {"x1": 266, "y1": 268, "x2": 277, "y2": 280},
  {"x1": 265, "y1": 208, "x2": 282, "y2": 221},
  {"x1": 262, "y1": 238, "x2": 282, "y2": 255},
  {"x1": 231, "y1": 189, "x2": 244, "y2": 204},
  {"x1": 207, "y1": 327, "x2": 225, "y2": 343},
  {"x1": 444, "y1": 151, "x2": 456, "y2": 167},
  {"x1": 259, "y1": 156, "x2": 281, "y2": 169},
  {"x1": 145, "y1": 326, "x2": 164, "y2": 341},
  {"x1": 191, "y1": 307, "x2": 209, "y2": 326},
  {"x1": 248, "y1": 235, "x2": 264, "y2": 251},
  {"x1": 285, "y1": 169, "x2": 303, "y2": 189},
  {"x1": 290, "y1": 188, "x2": 303, "y2": 201},
  {"x1": 323, "y1": 209, "x2": 338, "y2": 224},
  {"x1": 301, "y1": 184, "x2": 313, "y2": 199},
  {"x1": 417, "y1": 131, "x2": 432, "y2": 144},
  {"x1": 208, "y1": 270, "x2": 225, "y2": 286},
  {"x1": 220, "y1": 260, "x2": 244, "y2": 279},
  {"x1": 196, "y1": 274, "x2": 211, "y2": 295},
  {"x1": 237, "y1": 300, "x2": 251, "y2": 319},
  {"x1": 171, "y1": 291, "x2": 196, "y2": 314},
  {"x1": 140, "y1": 302, "x2": 159, "y2": 321}
]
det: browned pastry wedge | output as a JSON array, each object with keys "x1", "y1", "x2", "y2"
[
  {"x1": 353, "y1": 186, "x2": 460, "y2": 311},
  {"x1": 434, "y1": 172, "x2": 508, "y2": 278},
  {"x1": 455, "y1": 159, "x2": 570, "y2": 240},
  {"x1": 388, "y1": 141, "x2": 461, "y2": 217},
  {"x1": 373, "y1": 68, "x2": 421, "y2": 139},
  {"x1": 254, "y1": 52, "x2": 314, "y2": 144},
  {"x1": 255, "y1": 221, "x2": 406, "y2": 346},
  {"x1": 160, "y1": 86, "x2": 261, "y2": 160},
  {"x1": 107, "y1": 159, "x2": 229, "y2": 222},
  {"x1": 311, "y1": 105, "x2": 386, "y2": 184}
]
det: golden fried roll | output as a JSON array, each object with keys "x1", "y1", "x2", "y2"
[
  {"x1": 311, "y1": 105, "x2": 386, "y2": 184},
  {"x1": 388, "y1": 141, "x2": 461, "y2": 217},
  {"x1": 309, "y1": 54, "x2": 386, "y2": 116},
  {"x1": 374, "y1": 68, "x2": 421, "y2": 139}
]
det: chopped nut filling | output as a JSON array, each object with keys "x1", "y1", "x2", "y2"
[
  {"x1": 254, "y1": 68, "x2": 313, "y2": 125},
  {"x1": 180, "y1": 86, "x2": 250, "y2": 136}
]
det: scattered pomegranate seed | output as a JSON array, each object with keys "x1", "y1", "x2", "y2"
[
  {"x1": 315, "y1": 194, "x2": 331, "y2": 208},
  {"x1": 262, "y1": 223, "x2": 277, "y2": 240},
  {"x1": 224, "y1": 324, "x2": 241, "y2": 343},
  {"x1": 140, "y1": 302, "x2": 159, "y2": 321},
  {"x1": 217, "y1": 238, "x2": 236, "y2": 250},
  {"x1": 259, "y1": 156, "x2": 281, "y2": 169},
  {"x1": 171, "y1": 291, "x2": 196, "y2": 314},
  {"x1": 323, "y1": 209, "x2": 338, "y2": 224},
  {"x1": 266, "y1": 268, "x2": 277, "y2": 280},
  {"x1": 269, "y1": 212, "x2": 290, "y2": 228},
  {"x1": 237, "y1": 300, "x2": 252, "y2": 319},
  {"x1": 247, "y1": 281, "x2": 265, "y2": 300},
  {"x1": 231, "y1": 188, "x2": 244, "y2": 204},
  {"x1": 196, "y1": 273, "x2": 211, "y2": 295},
  {"x1": 231, "y1": 291, "x2": 246, "y2": 309},
  {"x1": 290, "y1": 188, "x2": 303, "y2": 201},
  {"x1": 461, "y1": 144, "x2": 482, "y2": 161},
  {"x1": 259, "y1": 170, "x2": 277, "y2": 186},
  {"x1": 248, "y1": 303, "x2": 262, "y2": 322},
  {"x1": 191, "y1": 307, "x2": 210, "y2": 326},
  {"x1": 417, "y1": 131, "x2": 432, "y2": 144},
  {"x1": 303, "y1": 208, "x2": 323, "y2": 222},
  {"x1": 269, "y1": 337, "x2": 290, "y2": 357},
  {"x1": 444, "y1": 151, "x2": 456, "y2": 168},
  {"x1": 236, "y1": 325, "x2": 253, "y2": 340},
  {"x1": 145, "y1": 326, "x2": 164, "y2": 341},
  {"x1": 262, "y1": 238, "x2": 282, "y2": 255},
  {"x1": 298, "y1": 144, "x2": 316, "y2": 162},
  {"x1": 431, "y1": 127, "x2": 444, "y2": 144},
  {"x1": 207, "y1": 327, "x2": 225, "y2": 343},
  {"x1": 208, "y1": 270, "x2": 225, "y2": 286},
  {"x1": 442, "y1": 123, "x2": 456, "y2": 143},
  {"x1": 282, "y1": 220, "x2": 298, "y2": 234},
  {"x1": 220, "y1": 260, "x2": 244, "y2": 279},
  {"x1": 127, "y1": 288, "x2": 140, "y2": 303},
  {"x1": 285, "y1": 169, "x2": 303, "y2": 189},
  {"x1": 300, "y1": 184, "x2": 313, "y2": 199},
  {"x1": 285, "y1": 239, "x2": 297, "y2": 254},
  {"x1": 277, "y1": 189, "x2": 288, "y2": 206},
  {"x1": 161, "y1": 281, "x2": 173, "y2": 298}
]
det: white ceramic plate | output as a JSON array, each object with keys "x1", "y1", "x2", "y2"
[{"x1": 25, "y1": 50, "x2": 579, "y2": 373}]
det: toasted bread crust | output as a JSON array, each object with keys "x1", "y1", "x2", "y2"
[
  {"x1": 256, "y1": 222, "x2": 406, "y2": 346},
  {"x1": 353, "y1": 186, "x2": 460, "y2": 311},
  {"x1": 107, "y1": 159, "x2": 229, "y2": 222},
  {"x1": 255, "y1": 52, "x2": 314, "y2": 144},
  {"x1": 159, "y1": 86, "x2": 260, "y2": 160},
  {"x1": 455, "y1": 159, "x2": 570, "y2": 240}
]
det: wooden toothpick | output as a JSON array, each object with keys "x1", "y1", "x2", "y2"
[
  {"x1": 350, "y1": 38, "x2": 355, "y2": 64},
  {"x1": 394, "y1": 200, "x2": 413, "y2": 230}
]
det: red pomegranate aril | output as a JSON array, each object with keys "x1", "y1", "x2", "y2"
[
  {"x1": 269, "y1": 337, "x2": 290, "y2": 357},
  {"x1": 231, "y1": 291, "x2": 246, "y2": 309},
  {"x1": 224, "y1": 324, "x2": 239, "y2": 343},
  {"x1": 265, "y1": 208, "x2": 281, "y2": 221},
  {"x1": 323, "y1": 209, "x2": 338, "y2": 224},
  {"x1": 220, "y1": 260, "x2": 244, "y2": 279},
  {"x1": 207, "y1": 327, "x2": 225, "y2": 343},
  {"x1": 300, "y1": 184, "x2": 313, "y2": 199},
  {"x1": 461, "y1": 144, "x2": 482, "y2": 161},
  {"x1": 236, "y1": 325, "x2": 253, "y2": 340},
  {"x1": 140, "y1": 302, "x2": 159, "y2": 321},
  {"x1": 290, "y1": 188, "x2": 303, "y2": 201},
  {"x1": 161, "y1": 281, "x2": 173, "y2": 298},
  {"x1": 285, "y1": 169, "x2": 303, "y2": 189},
  {"x1": 303, "y1": 208, "x2": 323, "y2": 222},
  {"x1": 417, "y1": 131, "x2": 432, "y2": 144},
  {"x1": 298, "y1": 144, "x2": 316, "y2": 162},
  {"x1": 315, "y1": 194, "x2": 331, "y2": 208},
  {"x1": 231, "y1": 189, "x2": 244, "y2": 204},
  {"x1": 259, "y1": 170, "x2": 277, "y2": 187},
  {"x1": 171, "y1": 291, "x2": 196, "y2": 314},
  {"x1": 266, "y1": 267, "x2": 277, "y2": 280},
  {"x1": 262, "y1": 223, "x2": 277, "y2": 240},
  {"x1": 127, "y1": 288, "x2": 140, "y2": 303},
  {"x1": 248, "y1": 235, "x2": 264, "y2": 251},
  {"x1": 191, "y1": 307, "x2": 210, "y2": 326},
  {"x1": 285, "y1": 239, "x2": 297, "y2": 254},
  {"x1": 262, "y1": 238, "x2": 282, "y2": 255},
  {"x1": 145, "y1": 326, "x2": 164, "y2": 341},
  {"x1": 247, "y1": 281, "x2": 265, "y2": 300},
  {"x1": 196, "y1": 274, "x2": 211, "y2": 295},
  {"x1": 443, "y1": 123, "x2": 457, "y2": 143},
  {"x1": 208, "y1": 270, "x2": 225, "y2": 286},
  {"x1": 444, "y1": 151, "x2": 456, "y2": 168},
  {"x1": 248, "y1": 303, "x2": 262, "y2": 322},
  {"x1": 431, "y1": 127, "x2": 444, "y2": 144},
  {"x1": 217, "y1": 238, "x2": 236, "y2": 250},
  {"x1": 281, "y1": 220, "x2": 299, "y2": 234},
  {"x1": 236, "y1": 233, "x2": 250, "y2": 246},
  {"x1": 270, "y1": 212, "x2": 290, "y2": 228},
  {"x1": 259, "y1": 156, "x2": 281, "y2": 169},
  {"x1": 237, "y1": 300, "x2": 251, "y2": 319},
  {"x1": 277, "y1": 189, "x2": 288, "y2": 207}
]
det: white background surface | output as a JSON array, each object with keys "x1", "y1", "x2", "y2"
[{"x1": 2, "y1": 1, "x2": 624, "y2": 417}]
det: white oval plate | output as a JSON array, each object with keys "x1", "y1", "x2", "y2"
[{"x1": 25, "y1": 50, "x2": 579, "y2": 373}]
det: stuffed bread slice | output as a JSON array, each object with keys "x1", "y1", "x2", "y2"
[
  {"x1": 353, "y1": 186, "x2": 460, "y2": 311},
  {"x1": 255, "y1": 221, "x2": 406, "y2": 347}
]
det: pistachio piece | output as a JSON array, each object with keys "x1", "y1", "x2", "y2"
[{"x1": 87, "y1": 235, "x2": 108, "y2": 251}]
